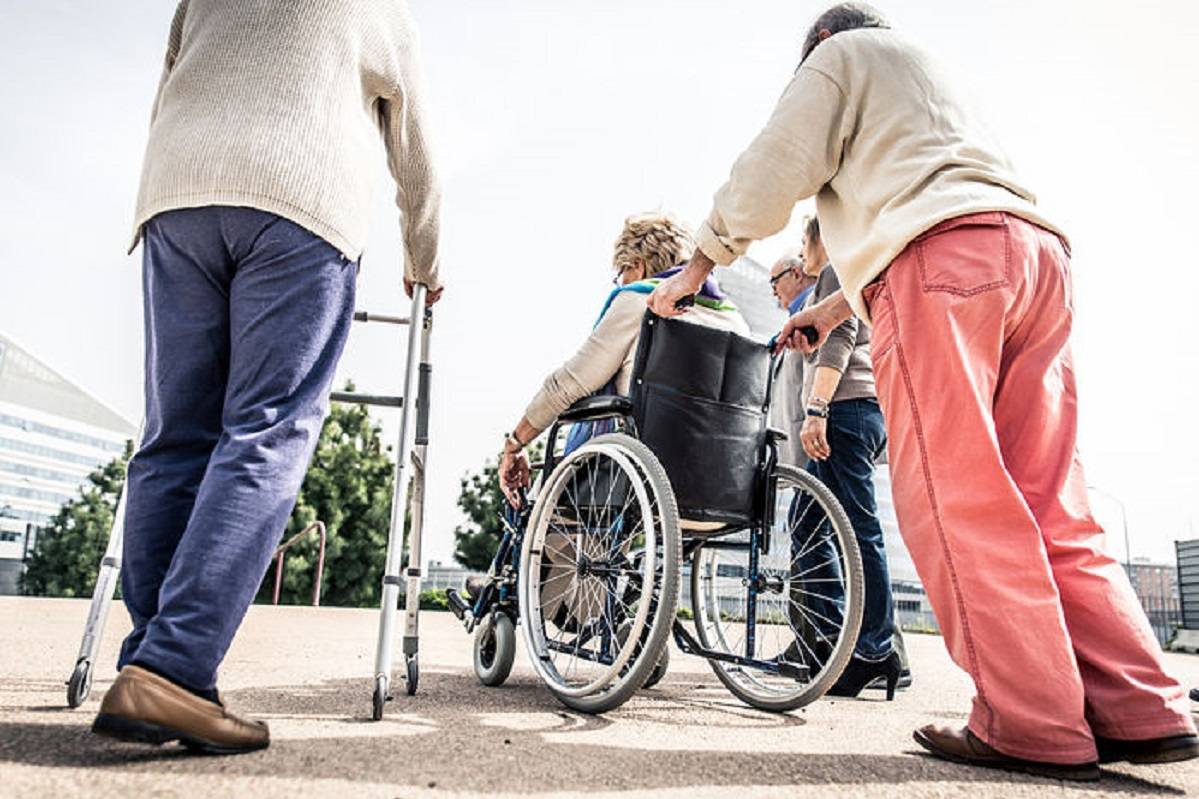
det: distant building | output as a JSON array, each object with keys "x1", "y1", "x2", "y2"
[
  {"x1": 1125, "y1": 557, "x2": 1181, "y2": 645},
  {"x1": 0, "y1": 333, "x2": 136, "y2": 594}
]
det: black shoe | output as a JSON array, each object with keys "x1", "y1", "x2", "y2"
[
  {"x1": 464, "y1": 575, "x2": 486, "y2": 601},
  {"x1": 1095, "y1": 733, "x2": 1199, "y2": 765},
  {"x1": 780, "y1": 638, "x2": 833, "y2": 673},
  {"x1": 826, "y1": 651, "x2": 903, "y2": 700},
  {"x1": 869, "y1": 667, "x2": 912, "y2": 692},
  {"x1": 1190, "y1": 687, "x2": 1199, "y2": 703}
]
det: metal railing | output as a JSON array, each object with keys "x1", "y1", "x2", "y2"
[{"x1": 272, "y1": 521, "x2": 327, "y2": 607}]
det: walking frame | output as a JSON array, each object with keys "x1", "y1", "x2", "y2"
[{"x1": 65, "y1": 283, "x2": 436, "y2": 722}]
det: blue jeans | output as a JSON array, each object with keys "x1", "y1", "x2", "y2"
[
  {"x1": 118, "y1": 207, "x2": 356, "y2": 692},
  {"x1": 791, "y1": 398, "x2": 893, "y2": 661}
]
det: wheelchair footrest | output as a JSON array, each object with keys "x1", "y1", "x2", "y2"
[{"x1": 445, "y1": 588, "x2": 469, "y2": 621}]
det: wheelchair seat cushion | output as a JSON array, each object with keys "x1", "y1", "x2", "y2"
[{"x1": 630, "y1": 312, "x2": 770, "y2": 526}]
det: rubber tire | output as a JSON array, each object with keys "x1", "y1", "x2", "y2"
[
  {"x1": 642, "y1": 645, "x2": 670, "y2": 690},
  {"x1": 405, "y1": 656, "x2": 419, "y2": 696},
  {"x1": 372, "y1": 675, "x2": 388, "y2": 721},
  {"x1": 691, "y1": 463, "x2": 864, "y2": 713},
  {"x1": 474, "y1": 612, "x2": 517, "y2": 687},
  {"x1": 533, "y1": 433, "x2": 681, "y2": 715},
  {"x1": 67, "y1": 660, "x2": 92, "y2": 709}
]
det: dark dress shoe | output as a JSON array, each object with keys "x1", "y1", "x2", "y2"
[
  {"x1": 827, "y1": 651, "x2": 903, "y2": 700},
  {"x1": 914, "y1": 724, "x2": 1099, "y2": 781},
  {"x1": 1095, "y1": 733, "x2": 1199, "y2": 764}
]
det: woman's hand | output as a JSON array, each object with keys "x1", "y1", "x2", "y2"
[
  {"x1": 801, "y1": 415, "x2": 831, "y2": 461},
  {"x1": 499, "y1": 447, "x2": 531, "y2": 508},
  {"x1": 647, "y1": 251, "x2": 714, "y2": 317}
]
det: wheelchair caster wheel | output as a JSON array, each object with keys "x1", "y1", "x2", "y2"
[
  {"x1": 372, "y1": 675, "x2": 389, "y2": 721},
  {"x1": 405, "y1": 656, "x2": 419, "y2": 696},
  {"x1": 473, "y1": 612, "x2": 516, "y2": 687},
  {"x1": 67, "y1": 659, "x2": 93, "y2": 709}
]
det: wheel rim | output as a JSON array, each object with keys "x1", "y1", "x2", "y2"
[
  {"x1": 520, "y1": 442, "x2": 664, "y2": 699},
  {"x1": 692, "y1": 467, "x2": 861, "y2": 703}
]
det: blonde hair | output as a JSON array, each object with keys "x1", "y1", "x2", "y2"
[{"x1": 612, "y1": 212, "x2": 696, "y2": 277}]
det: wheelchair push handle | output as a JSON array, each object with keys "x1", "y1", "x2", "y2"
[
  {"x1": 767, "y1": 326, "x2": 819, "y2": 352},
  {"x1": 673, "y1": 295, "x2": 696, "y2": 311}
]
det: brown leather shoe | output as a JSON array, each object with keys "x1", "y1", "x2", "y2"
[
  {"x1": 1095, "y1": 733, "x2": 1199, "y2": 764},
  {"x1": 92, "y1": 665, "x2": 269, "y2": 754},
  {"x1": 913, "y1": 724, "x2": 1099, "y2": 782}
]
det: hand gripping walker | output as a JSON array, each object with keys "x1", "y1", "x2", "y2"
[{"x1": 65, "y1": 284, "x2": 436, "y2": 723}]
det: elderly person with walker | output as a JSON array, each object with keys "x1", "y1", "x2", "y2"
[
  {"x1": 650, "y1": 2, "x2": 1196, "y2": 780},
  {"x1": 90, "y1": 0, "x2": 442, "y2": 754}
]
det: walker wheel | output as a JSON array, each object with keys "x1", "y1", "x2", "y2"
[
  {"x1": 372, "y1": 675, "x2": 389, "y2": 721},
  {"x1": 405, "y1": 655, "x2": 419, "y2": 696},
  {"x1": 67, "y1": 660, "x2": 93, "y2": 709}
]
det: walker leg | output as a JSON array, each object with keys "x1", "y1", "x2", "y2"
[
  {"x1": 66, "y1": 459, "x2": 134, "y2": 709},
  {"x1": 371, "y1": 285, "x2": 429, "y2": 719},
  {"x1": 401, "y1": 315, "x2": 433, "y2": 696}
]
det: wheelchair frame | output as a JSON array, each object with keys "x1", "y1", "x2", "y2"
[
  {"x1": 448, "y1": 341, "x2": 862, "y2": 708},
  {"x1": 64, "y1": 284, "x2": 437, "y2": 723}
]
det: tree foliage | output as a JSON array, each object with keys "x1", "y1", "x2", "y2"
[
  {"x1": 262, "y1": 397, "x2": 396, "y2": 608},
  {"x1": 454, "y1": 441, "x2": 543, "y2": 571},
  {"x1": 21, "y1": 443, "x2": 132, "y2": 597}
]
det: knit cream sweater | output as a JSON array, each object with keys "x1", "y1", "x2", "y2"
[
  {"x1": 132, "y1": 0, "x2": 441, "y2": 289},
  {"x1": 697, "y1": 28, "x2": 1064, "y2": 324}
]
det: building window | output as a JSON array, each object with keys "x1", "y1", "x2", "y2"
[{"x1": 0, "y1": 413, "x2": 126, "y2": 453}]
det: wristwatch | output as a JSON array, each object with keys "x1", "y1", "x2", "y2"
[{"x1": 805, "y1": 405, "x2": 829, "y2": 419}]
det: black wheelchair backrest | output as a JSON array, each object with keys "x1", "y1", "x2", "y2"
[{"x1": 630, "y1": 311, "x2": 771, "y2": 526}]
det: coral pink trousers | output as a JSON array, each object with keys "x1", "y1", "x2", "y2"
[{"x1": 863, "y1": 212, "x2": 1194, "y2": 764}]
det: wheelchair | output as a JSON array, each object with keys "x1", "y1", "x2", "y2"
[{"x1": 447, "y1": 311, "x2": 864, "y2": 714}]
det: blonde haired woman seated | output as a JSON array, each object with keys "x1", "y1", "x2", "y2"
[{"x1": 499, "y1": 212, "x2": 750, "y2": 505}]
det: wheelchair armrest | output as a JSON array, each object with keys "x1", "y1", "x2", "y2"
[
  {"x1": 766, "y1": 427, "x2": 789, "y2": 443},
  {"x1": 558, "y1": 395, "x2": 634, "y2": 423}
]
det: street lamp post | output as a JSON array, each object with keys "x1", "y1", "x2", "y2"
[{"x1": 1088, "y1": 484, "x2": 1131, "y2": 573}]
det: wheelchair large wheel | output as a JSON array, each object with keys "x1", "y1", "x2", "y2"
[
  {"x1": 691, "y1": 463, "x2": 863, "y2": 712},
  {"x1": 518, "y1": 433, "x2": 680, "y2": 714}
]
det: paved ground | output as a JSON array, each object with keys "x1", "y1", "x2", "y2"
[{"x1": 1, "y1": 597, "x2": 1196, "y2": 798}]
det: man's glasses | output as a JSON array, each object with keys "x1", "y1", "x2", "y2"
[{"x1": 770, "y1": 267, "x2": 795, "y2": 288}]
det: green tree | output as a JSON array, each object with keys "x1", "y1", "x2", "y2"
[
  {"x1": 264, "y1": 397, "x2": 396, "y2": 608},
  {"x1": 21, "y1": 442, "x2": 132, "y2": 597},
  {"x1": 454, "y1": 441, "x2": 543, "y2": 570}
]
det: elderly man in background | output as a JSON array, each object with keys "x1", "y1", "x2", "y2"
[
  {"x1": 768, "y1": 250, "x2": 816, "y2": 469},
  {"x1": 650, "y1": 1, "x2": 1196, "y2": 779},
  {"x1": 92, "y1": 0, "x2": 442, "y2": 754}
]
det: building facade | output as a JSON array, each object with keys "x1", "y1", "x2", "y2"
[{"x1": 0, "y1": 334, "x2": 136, "y2": 594}]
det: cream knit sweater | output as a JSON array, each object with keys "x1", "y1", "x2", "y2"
[
  {"x1": 697, "y1": 28, "x2": 1064, "y2": 324},
  {"x1": 132, "y1": 0, "x2": 441, "y2": 289}
]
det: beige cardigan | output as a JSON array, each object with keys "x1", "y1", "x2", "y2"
[
  {"x1": 131, "y1": 0, "x2": 441, "y2": 289},
  {"x1": 524, "y1": 291, "x2": 750, "y2": 432},
  {"x1": 696, "y1": 28, "x2": 1064, "y2": 323}
]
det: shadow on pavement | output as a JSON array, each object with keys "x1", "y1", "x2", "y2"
[{"x1": 0, "y1": 670, "x2": 1186, "y2": 796}]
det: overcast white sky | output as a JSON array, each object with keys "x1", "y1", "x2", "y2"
[{"x1": 1, "y1": 1, "x2": 1197, "y2": 566}]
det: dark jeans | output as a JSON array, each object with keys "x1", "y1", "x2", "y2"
[
  {"x1": 790, "y1": 398, "x2": 893, "y2": 661},
  {"x1": 118, "y1": 206, "x2": 356, "y2": 692}
]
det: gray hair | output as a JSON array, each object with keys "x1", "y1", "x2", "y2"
[{"x1": 801, "y1": 3, "x2": 890, "y2": 63}]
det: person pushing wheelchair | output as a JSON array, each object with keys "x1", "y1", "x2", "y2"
[{"x1": 648, "y1": 1, "x2": 1196, "y2": 780}]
